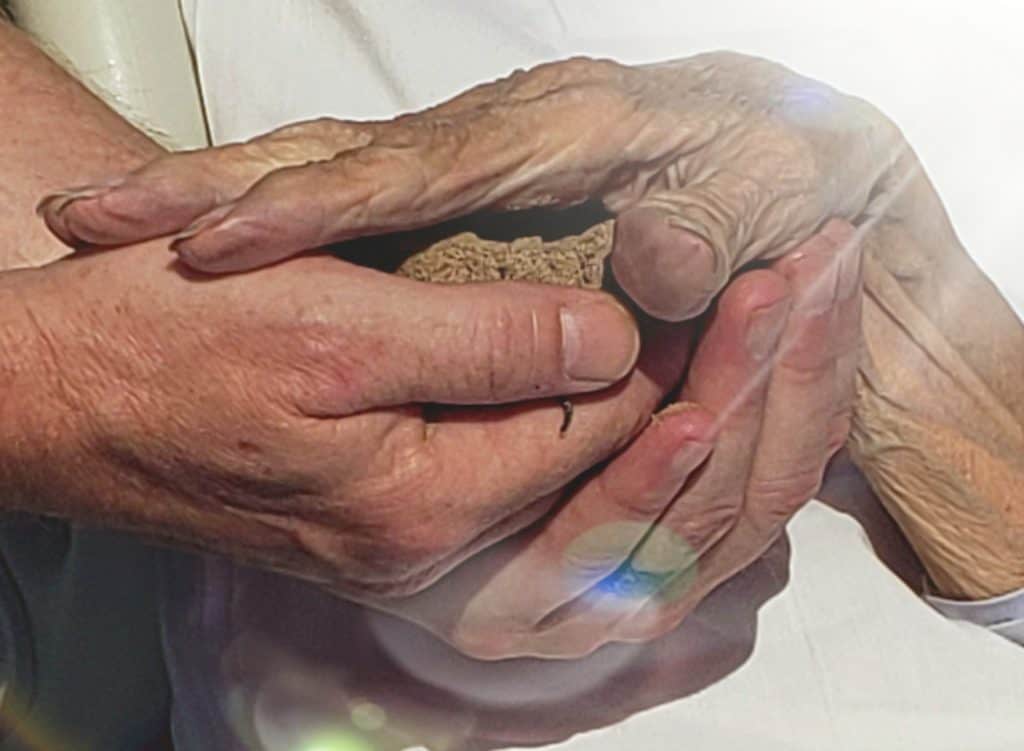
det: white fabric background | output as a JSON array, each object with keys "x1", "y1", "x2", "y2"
[{"x1": 176, "y1": 2, "x2": 1024, "y2": 749}]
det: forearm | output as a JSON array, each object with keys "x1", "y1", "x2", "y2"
[
  {"x1": 0, "y1": 23, "x2": 158, "y2": 516},
  {"x1": 0, "y1": 21, "x2": 159, "y2": 269},
  {"x1": 850, "y1": 167, "x2": 1024, "y2": 600}
]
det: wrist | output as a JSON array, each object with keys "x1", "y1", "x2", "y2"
[{"x1": 852, "y1": 222, "x2": 1024, "y2": 601}]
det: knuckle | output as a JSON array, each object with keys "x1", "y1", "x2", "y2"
[
  {"x1": 775, "y1": 354, "x2": 834, "y2": 387},
  {"x1": 262, "y1": 118, "x2": 374, "y2": 157},
  {"x1": 288, "y1": 326, "x2": 371, "y2": 408},
  {"x1": 747, "y1": 464, "x2": 824, "y2": 512},
  {"x1": 619, "y1": 487, "x2": 677, "y2": 520},
  {"x1": 464, "y1": 300, "x2": 546, "y2": 397},
  {"x1": 532, "y1": 56, "x2": 623, "y2": 86},
  {"x1": 672, "y1": 496, "x2": 742, "y2": 547},
  {"x1": 595, "y1": 469, "x2": 675, "y2": 521},
  {"x1": 719, "y1": 389, "x2": 769, "y2": 426}
]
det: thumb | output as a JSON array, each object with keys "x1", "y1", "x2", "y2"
[
  {"x1": 611, "y1": 203, "x2": 731, "y2": 323},
  {"x1": 298, "y1": 272, "x2": 641, "y2": 415}
]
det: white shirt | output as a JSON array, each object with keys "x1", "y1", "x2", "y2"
[{"x1": 166, "y1": 2, "x2": 1024, "y2": 749}]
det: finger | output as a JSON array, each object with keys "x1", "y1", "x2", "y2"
[
  {"x1": 317, "y1": 315, "x2": 695, "y2": 605},
  {"x1": 37, "y1": 119, "x2": 374, "y2": 247},
  {"x1": 828, "y1": 220, "x2": 866, "y2": 451},
  {"x1": 447, "y1": 401, "x2": 716, "y2": 653},
  {"x1": 610, "y1": 169, "x2": 823, "y2": 321},
  {"x1": 167, "y1": 63, "x2": 696, "y2": 272},
  {"x1": 167, "y1": 123, "x2": 569, "y2": 272},
  {"x1": 503, "y1": 269, "x2": 794, "y2": 656},
  {"x1": 611, "y1": 205, "x2": 727, "y2": 322},
  {"x1": 425, "y1": 315, "x2": 694, "y2": 558},
  {"x1": 291, "y1": 265, "x2": 641, "y2": 415},
  {"x1": 623, "y1": 269, "x2": 793, "y2": 581},
  {"x1": 735, "y1": 221, "x2": 847, "y2": 538},
  {"x1": 619, "y1": 223, "x2": 859, "y2": 641}
]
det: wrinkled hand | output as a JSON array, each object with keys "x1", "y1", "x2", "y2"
[
  {"x1": 38, "y1": 51, "x2": 900, "y2": 321},
  {"x1": 374, "y1": 221, "x2": 863, "y2": 659},
  {"x1": 0, "y1": 239, "x2": 655, "y2": 600}
]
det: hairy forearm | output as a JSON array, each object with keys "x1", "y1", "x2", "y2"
[
  {"x1": 0, "y1": 22, "x2": 159, "y2": 269},
  {"x1": 0, "y1": 23, "x2": 160, "y2": 508}
]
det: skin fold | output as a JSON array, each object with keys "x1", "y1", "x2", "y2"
[
  {"x1": 0, "y1": 23, "x2": 855, "y2": 661},
  {"x1": 40, "y1": 52, "x2": 1024, "y2": 602}
]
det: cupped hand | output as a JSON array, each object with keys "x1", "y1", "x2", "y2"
[
  {"x1": 1, "y1": 239, "x2": 655, "y2": 601},
  {"x1": 370, "y1": 220, "x2": 863, "y2": 659},
  {"x1": 38, "y1": 52, "x2": 901, "y2": 320}
]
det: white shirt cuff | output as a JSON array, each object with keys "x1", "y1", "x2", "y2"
[{"x1": 927, "y1": 587, "x2": 1024, "y2": 646}]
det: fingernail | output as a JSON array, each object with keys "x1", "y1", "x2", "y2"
[
  {"x1": 35, "y1": 178, "x2": 125, "y2": 217},
  {"x1": 611, "y1": 214, "x2": 726, "y2": 323},
  {"x1": 169, "y1": 203, "x2": 236, "y2": 250},
  {"x1": 746, "y1": 297, "x2": 791, "y2": 361},
  {"x1": 670, "y1": 437, "x2": 714, "y2": 476},
  {"x1": 561, "y1": 299, "x2": 640, "y2": 383},
  {"x1": 655, "y1": 402, "x2": 718, "y2": 443},
  {"x1": 36, "y1": 186, "x2": 107, "y2": 218}
]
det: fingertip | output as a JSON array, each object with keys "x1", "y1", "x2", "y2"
[
  {"x1": 777, "y1": 241, "x2": 841, "y2": 316},
  {"x1": 37, "y1": 185, "x2": 115, "y2": 246},
  {"x1": 56, "y1": 183, "x2": 174, "y2": 246},
  {"x1": 710, "y1": 270, "x2": 792, "y2": 363},
  {"x1": 38, "y1": 200, "x2": 77, "y2": 248},
  {"x1": 560, "y1": 295, "x2": 641, "y2": 386},
  {"x1": 654, "y1": 401, "x2": 718, "y2": 445},
  {"x1": 170, "y1": 210, "x2": 262, "y2": 273},
  {"x1": 611, "y1": 206, "x2": 724, "y2": 322},
  {"x1": 59, "y1": 194, "x2": 130, "y2": 245},
  {"x1": 715, "y1": 268, "x2": 791, "y2": 318},
  {"x1": 171, "y1": 239, "x2": 240, "y2": 273}
]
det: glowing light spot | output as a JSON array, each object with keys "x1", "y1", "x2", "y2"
[
  {"x1": 564, "y1": 522, "x2": 698, "y2": 606},
  {"x1": 302, "y1": 730, "x2": 375, "y2": 751},
  {"x1": 594, "y1": 564, "x2": 667, "y2": 599},
  {"x1": 349, "y1": 700, "x2": 388, "y2": 732}
]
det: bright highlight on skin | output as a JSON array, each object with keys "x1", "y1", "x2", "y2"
[{"x1": 567, "y1": 522, "x2": 699, "y2": 606}]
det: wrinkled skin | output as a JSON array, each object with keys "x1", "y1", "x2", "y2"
[
  {"x1": 377, "y1": 222, "x2": 863, "y2": 659},
  {"x1": 0, "y1": 224, "x2": 858, "y2": 660},
  {"x1": 41, "y1": 51, "x2": 898, "y2": 321},
  {"x1": 0, "y1": 24, "x2": 856, "y2": 664},
  {"x1": 38, "y1": 50, "x2": 1024, "y2": 602},
  {"x1": 3, "y1": 241, "x2": 662, "y2": 601}
]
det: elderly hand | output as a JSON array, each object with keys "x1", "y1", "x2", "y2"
[
  {"x1": 41, "y1": 46, "x2": 1019, "y2": 603},
  {"x1": 38, "y1": 52, "x2": 898, "y2": 321},
  {"x1": 0, "y1": 237, "x2": 654, "y2": 601},
  {"x1": 369, "y1": 221, "x2": 862, "y2": 659}
]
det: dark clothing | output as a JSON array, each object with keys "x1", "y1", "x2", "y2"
[{"x1": 0, "y1": 515, "x2": 171, "y2": 750}]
